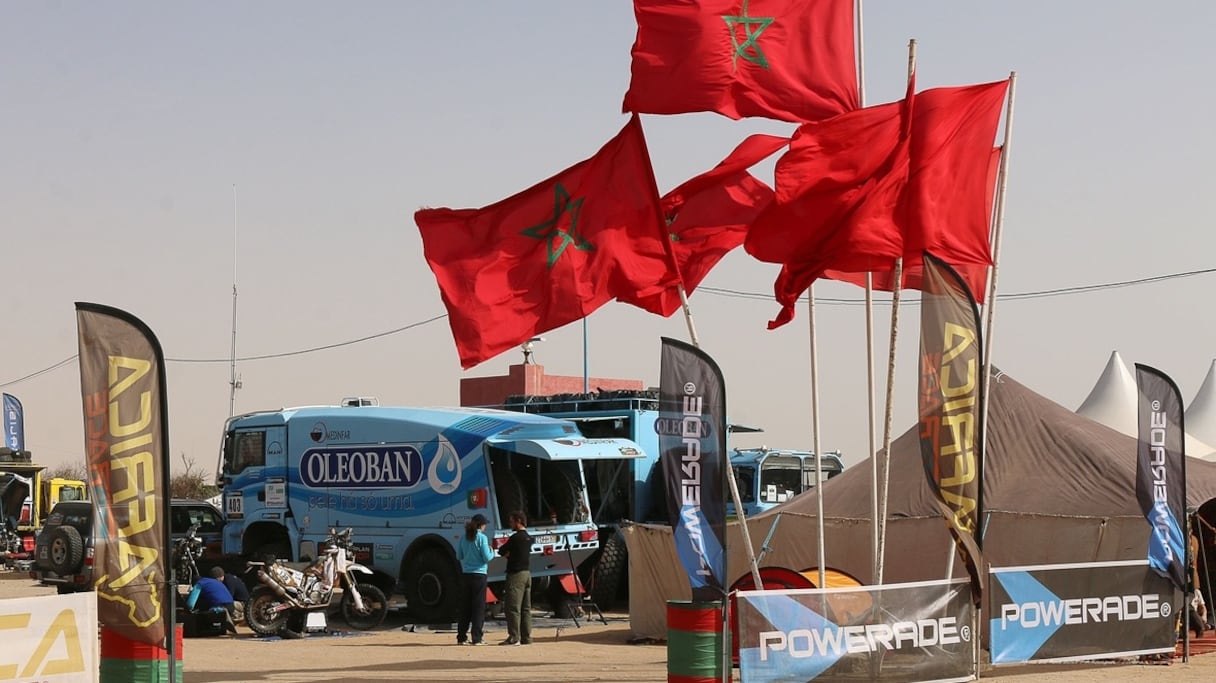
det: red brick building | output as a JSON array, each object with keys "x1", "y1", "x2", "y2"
[{"x1": 459, "y1": 363, "x2": 644, "y2": 407}]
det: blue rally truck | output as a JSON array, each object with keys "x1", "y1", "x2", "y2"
[
  {"x1": 216, "y1": 399, "x2": 642, "y2": 622},
  {"x1": 727, "y1": 447, "x2": 845, "y2": 518}
]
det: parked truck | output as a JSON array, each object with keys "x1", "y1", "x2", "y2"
[
  {"x1": 727, "y1": 447, "x2": 845, "y2": 518},
  {"x1": 498, "y1": 390, "x2": 845, "y2": 607},
  {"x1": 215, "y1": 398, "x2": 643, "y2": 622},
  {"x1": 0, "y1": 447, "x2": 88, "y2": 565}
]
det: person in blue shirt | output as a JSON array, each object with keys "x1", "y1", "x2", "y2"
[
  {"x1": 188, "y1": 573, "x2": 239, "y2": 635},
  {"x1": 211, "y1": 566, "x2": 249, "y2": 623},
  {"x1": 456, "y1": 513, "x2": 494, "y2": 645}
]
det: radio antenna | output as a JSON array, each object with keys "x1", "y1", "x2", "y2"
[{"x1": 228, "y1": 183, "x2": 242, "y2": 417}]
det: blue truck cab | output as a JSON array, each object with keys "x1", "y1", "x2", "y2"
[
  {"x1": 727, "y1": 447, "x2": 845, "y2": 518},
  {"x1": 216, "y1": 399, "x2": 642, "y2": 622}
]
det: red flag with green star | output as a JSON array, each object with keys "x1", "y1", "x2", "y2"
[
  {"x1": 624, "y1": 0, "x2": 858, "y2": 123},
  {"x1": 415, "y1": 115, "x2": 676, "y2": 369}
]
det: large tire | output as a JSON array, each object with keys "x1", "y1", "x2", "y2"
[
  {"x1": 493, "y1": 468, "x2": 528, "y2": 520},
  {"x1": 402, "y1": 548, "x2": 460, "y2": 623},
  {"x1": 341, "y1": 582, "x2": 388, "y2": 630},
  {"x1": 540, "y1": 466, "x2": 586, "y2": 524},
  {"x1": 46, "y1": 526, "x2": 84, "y2": 575},
  {"x1": 591, "y1": 531, "x2": 627, "y2": 608},
  {"x1": 245, "y1": 585, "x2": 291, "y2": 636}
]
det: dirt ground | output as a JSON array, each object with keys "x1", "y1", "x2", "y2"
[{"x1": 3, "y1": 571, "x2": 1214, "y2": 682}]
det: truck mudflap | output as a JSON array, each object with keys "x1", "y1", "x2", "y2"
[{"x1": 488, "y1": 436, "x2": 643, "y2": 461}]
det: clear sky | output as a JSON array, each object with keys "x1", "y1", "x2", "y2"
[{"x1": 3, "y1": 1, "x2": 1215, "y2": 475}]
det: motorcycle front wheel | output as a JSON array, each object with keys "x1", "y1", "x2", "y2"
[
  {"x1": 341, "y1": 582, "x2": 388, "y2": 630},
  {"x1": 245, "y1": 585, "x2": 292, "y2": 636}
]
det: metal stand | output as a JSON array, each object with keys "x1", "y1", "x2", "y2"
[{"x1": 564, "y1": 543, "x2": 607, "y2": 627}]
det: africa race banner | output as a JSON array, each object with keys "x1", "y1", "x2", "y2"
[
  {"x1": 989, "y1": 560, "x2": 1178, "y2": 663},
  {"x1": 76, "y1": 302, "x2": 172, "y2": 647},
  {"x1": 1135, "y1": 363, "x2": 1188, "y2": 591},
  {"x1": 659, "y1": 336, "x2": 727, "y2": 602},
  {"x1": 737, "y1": 578, "x2": 975, "y2": 683},
  {"x1": 918, "y1": 252, "x2": 985, "y2": 600},
  {"x1": 3, "y1": 393, "x2": 23, "y2": 450}
]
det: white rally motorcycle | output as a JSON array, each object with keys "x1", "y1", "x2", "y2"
[{"x1": 244, "y1": 527, "x2": 388, "y2": 635}]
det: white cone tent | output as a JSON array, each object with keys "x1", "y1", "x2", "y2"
[
  {"x1": 1076, "y1": 350, "x2": 1216, "y2": 460},
  {"x1": 1186, "y1": 360, "x2": 1216, "y2": 450}
]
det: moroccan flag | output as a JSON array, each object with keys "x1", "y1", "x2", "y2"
[
  {"x1": 660, "y1": 337, "x2": 728, "y2": 602},
  {"x1": 746, "y1": 85, "x2": 913, "y2": 328},
  {"x1": 823, "y1": 146, "x2": 1003, "y2": 301},
  {"x1": 917, "y1": 253, "x2": 985, "y2": 603},
  {"x1": 416, "y1": 115, "x2": 677, "y2": 369},
  {"x1": 626, "y1": 134, "x2": 784, "y2": 316},
  {"x1": 1135, "y1": 363, "x2": 1188, "y2": 591},
  {"x1": 76, "y1": 302, "x2": 173, "y2": 647},
  {"x1": 623, "y1": 0, "x2": 858, "y2": 123}
]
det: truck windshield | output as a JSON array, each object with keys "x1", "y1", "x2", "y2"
[
  {"x1": 223, "y1": 430, "x2": 266, "y2": 476},
  {"x1": 731, "y1": 466, "x2": 755, "y2": 504},
  {"x1": 758, "y1": 455, "x2": 801, "y2": 504}
]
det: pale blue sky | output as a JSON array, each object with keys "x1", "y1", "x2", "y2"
[{"x1": 3, "y1": 2, "x2": 1214, "y2": 472}]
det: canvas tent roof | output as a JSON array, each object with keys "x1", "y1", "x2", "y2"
[
  {"x1": 622, "y1": 368, "x2": 1216, "y2": 639},
  {"x1": 1187, "y1": 360, "x2": 1216, "y2": 449},
  {"x1": 1076, "y1": 350, "x2": 1216, "y2": 460}
]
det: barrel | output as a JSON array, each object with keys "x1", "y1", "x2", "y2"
[
  {"x1": 667, "y1": 600, "x2": 726, "y2": 683},
  {"x1": 99, "y1": 624, "x2": 184, "y2": 683}
]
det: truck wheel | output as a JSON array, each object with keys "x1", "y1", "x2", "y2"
[
  {"x1": 47, "y1": 526, "x2": 84, "y2": 575},
  {"x1": 493, "y1": 468, "x2": 528, "y2": 519},
  {"x1": 540, "y1": 466, "x2": 585, "y2": 523},
  {"x1": 403, "y1": 548, "x2": 459, "y2": 623},
  {"x1": 591, "y1": 531, "x2": 627, "y2": 608}
]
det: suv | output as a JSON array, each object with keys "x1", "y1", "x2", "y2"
[{"x1": 32, "y1": 499, "x2": 225, "y2": 593}]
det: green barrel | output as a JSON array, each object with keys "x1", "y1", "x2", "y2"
[
  {"x1": 99, "y1": 624, "x2": 183, "y2": 683},
  {"x1": 667, "y1": 600, "x2": 726, "y2": 683}
]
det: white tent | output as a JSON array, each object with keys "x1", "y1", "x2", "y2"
[
  {"x1": 1187, "y1": 360, "x2": 1216, "y2": 450},
  {"x1": 1076, "y1": 350, "x2": 1216, "y2": 460}
]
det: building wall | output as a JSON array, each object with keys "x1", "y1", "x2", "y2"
[{"x1": 460, "y1": 364, "x2": 643, "y2": 406}]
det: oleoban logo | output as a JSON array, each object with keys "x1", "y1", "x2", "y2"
[{"x1": 301, "y1": 446, "x2": 424, "y2": 488}]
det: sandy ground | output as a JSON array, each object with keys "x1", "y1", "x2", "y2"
[{"x1": 3, "y1": 571, "x2": 1214, "y2": 682}]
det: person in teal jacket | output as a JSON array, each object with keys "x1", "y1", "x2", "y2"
[{"x1": 456, "y1": 513, "x2": 494, "y2": 645}]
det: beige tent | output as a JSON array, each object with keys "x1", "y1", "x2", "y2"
[{"x1": 623, "y1": 369, "x2": 1216, "y2": 640}]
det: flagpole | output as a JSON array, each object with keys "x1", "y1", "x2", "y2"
[
  {"x1": 583, "y1": 319, "x2": 589, "y2": 393},
  {"x1": 677, "y1": 284, "x2": 701, "y2": 348},
  {"x1": 876, "y1": 38, "x2": 916, "y2": 587},
  {"x1": 855, "y1": 0, "x2": 882, "y2": 584},
  {"x1": 980, "y1": 72, "x2": 1017, "y2": 445},
  {"x1": 808, "y1": 289, "x2": 826, "y2": 590}
]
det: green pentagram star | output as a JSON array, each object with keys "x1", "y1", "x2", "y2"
[
  {"x1": 722, "y1": 0, "x2": 774, "y2": 70},
  {"x1": 520, "y1": 183, "x2": 592, "y2": 268}
]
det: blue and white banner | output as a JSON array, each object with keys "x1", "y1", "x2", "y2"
[
  {"x1": 2, "y1": 393, "x2": 23, "y2": 451},
  {"x1": 1134, "y1": 364, "x2": 1187, "y2": 591},
  {"x1": 989, "y1": 560, "x2": 1178, "y2": 663},
  {"x1": 737, "y1": 578, "x2": 975, "y2": 683},
  {"x1": 659, "y1": 337, "x2": 727, "y2": 602}
]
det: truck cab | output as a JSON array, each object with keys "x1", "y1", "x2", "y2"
[{"x1": 728, "y1": 447, "x2": 845, "y2": 518}]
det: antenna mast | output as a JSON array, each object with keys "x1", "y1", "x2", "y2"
[{"x1": 228, "y1": 184, "x2": 242, "y2": 417}]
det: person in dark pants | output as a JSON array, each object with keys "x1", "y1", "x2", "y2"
[
  {"x1": 498, "y1": 510, "x2": 532, "y2": 646},
  {"x1": 188, "y1": 573, "x2": 238, "y2": 635},
  {"x1": 456, "y1": 513, "x2": 493, "y2": 645}
]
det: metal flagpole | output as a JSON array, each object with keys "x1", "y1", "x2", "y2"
[
  {"x1": 583, "y1": 319, "x2": 589, "y2": 393},
  {"x1": 809, "y1": 290, "x2": 826, "y2": 589},
  {"x1": 876, "y1": 39, "x2": 916, "y2": 586},
  {"x1": 975, "y1": 70, "x2": 1015, "y2": 683},
  {"x1": 980, "y1": 72, "x2": 1017, "y2": 435},
  {"x1": 855, "y1": 0, "x2": 882, "y2": 586}
]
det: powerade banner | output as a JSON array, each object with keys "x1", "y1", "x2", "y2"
[
  {"x1": 659, "y1": 336, "x2": 727, "y2": 602},
  {"x1": 1134, "y1": 364, "x2": 1188, "y2": 591},
  {"x1": 76, "y1": 302, "x2": 172, "y2": 648},
  {"x1": 3, "y1": 393, "x2": 23, "y2": 450},
  {"x1": 737, "y1": 579, "x2": 976, "y2": 683},
  {"x1": 918, "y1": 252, "x2": 985, "y2": 601},
  {"x1": 989, "y1": 560, "x2": 1178, "y2": 663}
]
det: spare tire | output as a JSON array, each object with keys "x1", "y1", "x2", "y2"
[
  {"x1": 591, "y1": 531, "x2": 627, "y2": 608},
  {"x1": 46, "y1": 526, "x2": 84, "y2": 575}
]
